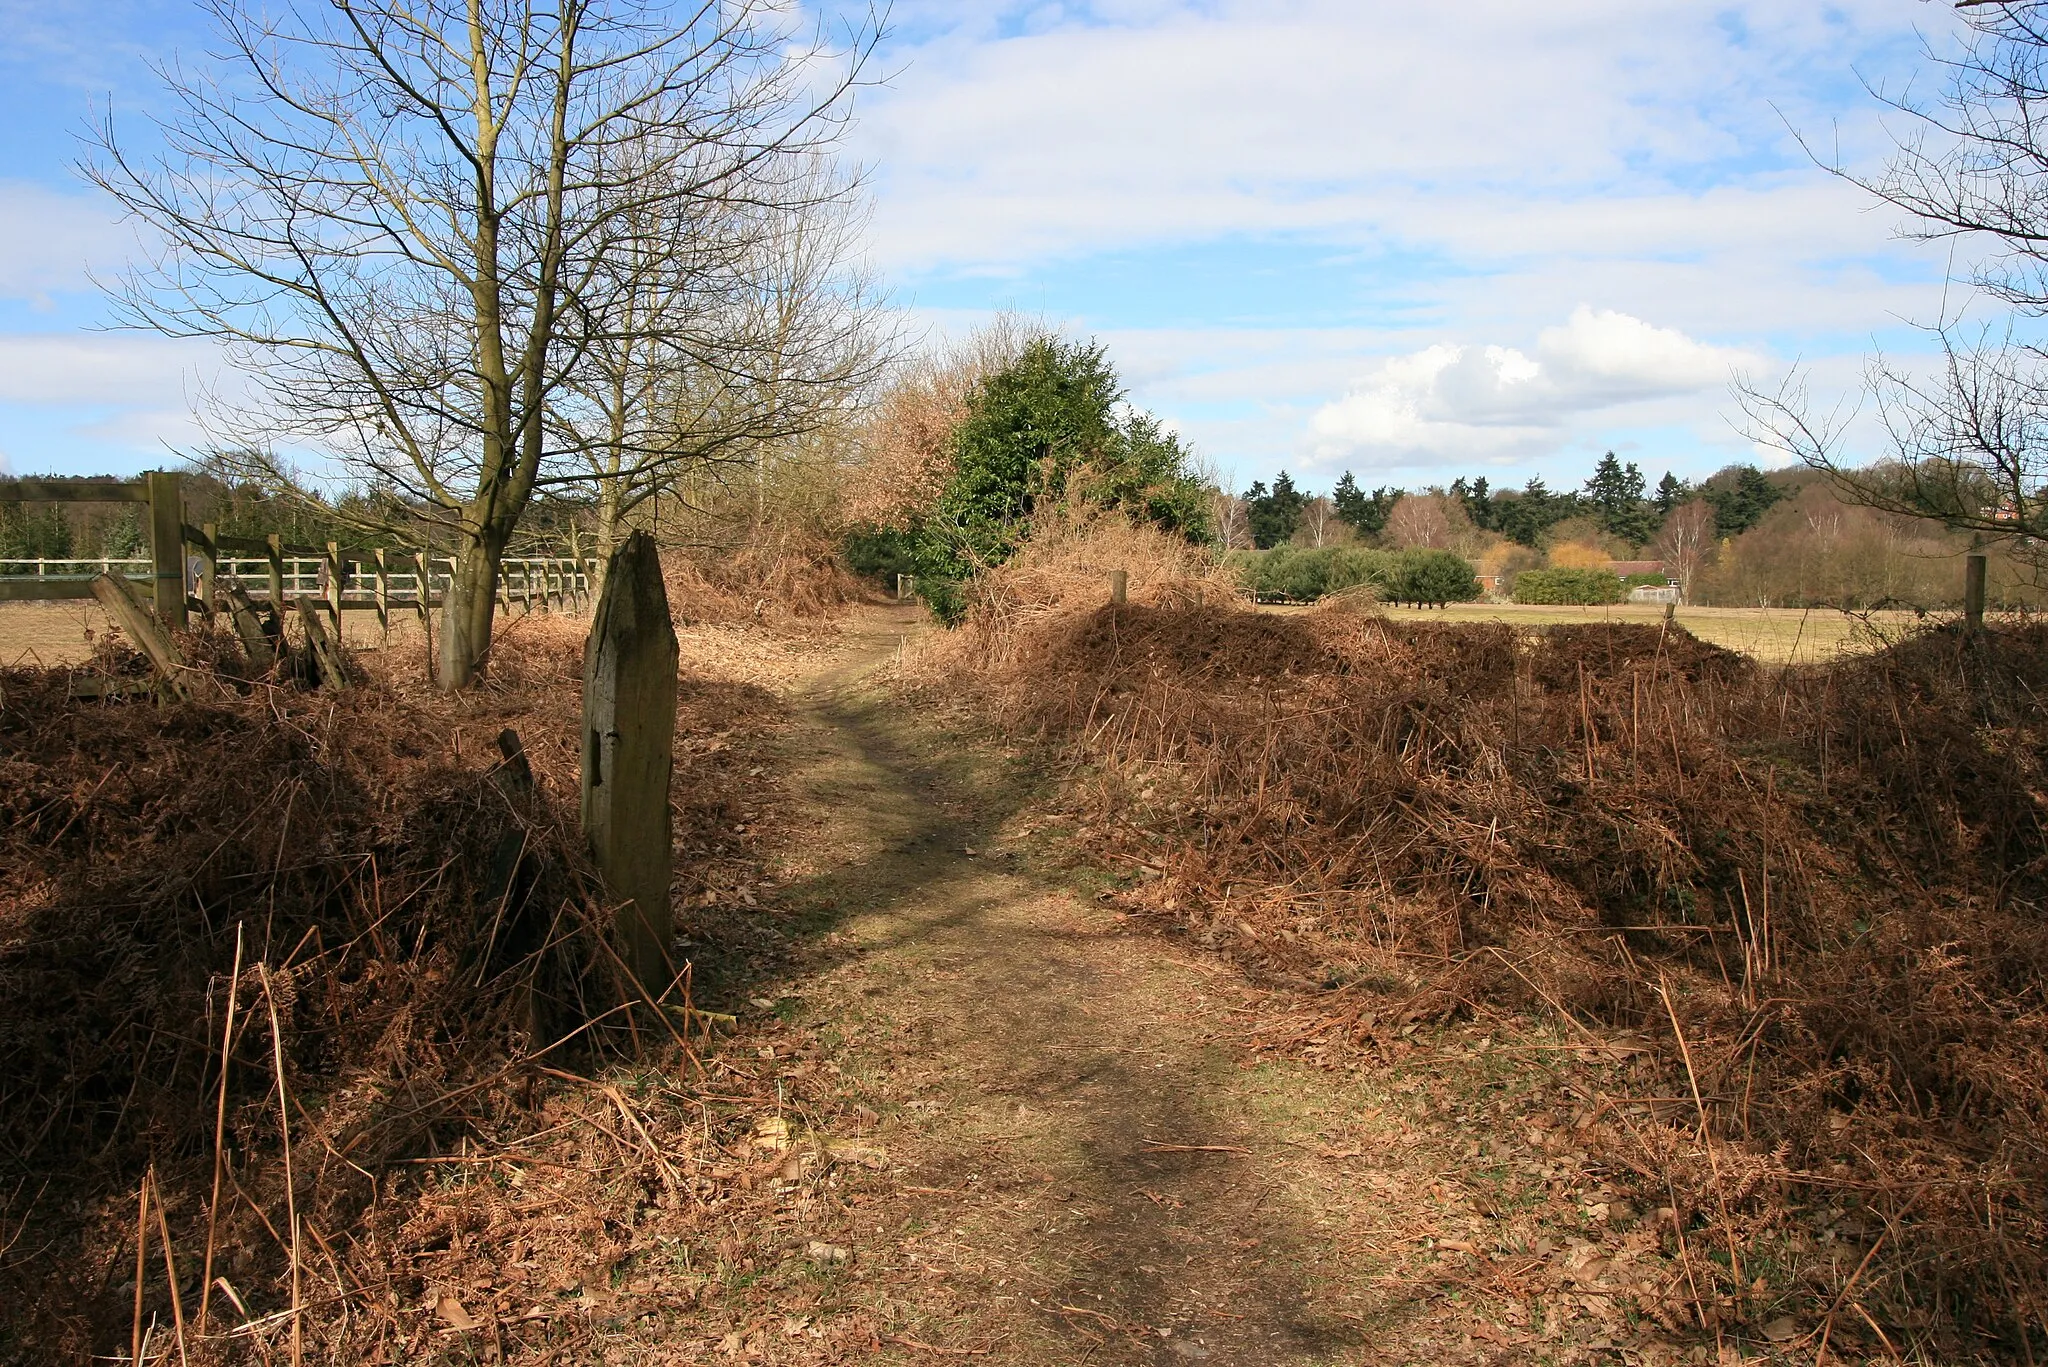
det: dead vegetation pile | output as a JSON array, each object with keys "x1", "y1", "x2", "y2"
[
  {"x1": 660, "y1": 537, "x2": 868, "y2": 627},
  {"x1": 0, "y1": 609, "x2": 807, "y2": 1364},
  {"x1": 935, "y1": 510, "x2": 1240, "y2": 669},
  {"x1": 916, "y1": 544, "x2": 2048, "y2": 1360}
]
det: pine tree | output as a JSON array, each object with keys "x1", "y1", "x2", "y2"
[
  {"x1": 1583, "y1": 451, "x2": 1658, "y2": 546},
  {"x1": 1450, "y1": 476, "x2": 1493, "y2": 530},
  {"x1": 1653, "y1": 471, "x2": 1686, "y2": 517},
  {"x1": 1704, "y1": 466, "x2": 1787, "y2": 537},
  {"x1": 1332, "y1": 471, "x2": 1401, "y2": 537},
  {"x1": 1247, "y1": 471, "x2": 1308, "y2": 548},
  {"x1": 1494, "y1": 477, "x2": 1579, "y2": 547}
]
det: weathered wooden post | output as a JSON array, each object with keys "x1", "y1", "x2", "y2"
[
  {"x1": 374, "y1": 548, "x2": 391, "y2": 640},
  {"x1": 324, "y1": 541, "x2": 344, "y2": 637},
  {"x1": 582, "y1": 531, "x2": 679, "y2": 993},
  {"x1": 1110, "y1": 569, "x2": 1129, "y2": 606},
  {"x1": 146, "y1": 470, "x2": 187, "y2": 630},
  {"x1": 91, "y1": 572, "x2": 192, "y2": 700},
  {"x1": 198, "y1": 522, "x2": 219, "y2": 621},
  {"x1": 265, "y1": 534, "x2": 286, "y2": 608},
  {"x1": 413, "y1": 551, "x2": 432, "y2": 621},
  {"x1": 296, "y1": 598, "x2": 351, "y2": 690},
  {"x1": 221, "y1": 582, "x2": 277, "y2": 671},
  {"x1": 1965, "y1": 553, "x2": 1987, "y2": 633}
]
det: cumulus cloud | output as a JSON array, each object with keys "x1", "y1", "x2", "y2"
[{"x1": 1304, "y1": 307, "x2": 1756, "y2": 468}]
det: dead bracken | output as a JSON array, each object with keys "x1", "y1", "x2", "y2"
[{"x1": 913, "y1": 516, "x2": 2048, "y2": 1362}]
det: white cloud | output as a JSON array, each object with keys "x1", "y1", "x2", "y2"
[
  {"x1": 856, "y1": 0, "x2": 1940, "y2": 277},
  {"x1": 1304, "y1": 307, "x2": 1758, "y2": 469},
  {"x1": 0, "y1": 333, "x2": 225, "y2": 468},
  {"x1": 845, "y1": 0, "x2": 1961, "y2": 482},
  {"x1": 0, "y1": 182, "x2": 135, "y2": 301},
  {"x1": 0, "y1": 333, "x2": 217, "y2": 406}
]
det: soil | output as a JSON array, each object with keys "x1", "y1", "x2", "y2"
[{"x1": 643, "y1": 604, "x2": 1695, "y2": 1366}]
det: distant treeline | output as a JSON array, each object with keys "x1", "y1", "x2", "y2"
[
  {"x1": 1218, "y1": 453, "x2": 2034, "y2": 611},
  {"x1": 1228, "y1": 454, "x2": 1785, "y2": 552}
]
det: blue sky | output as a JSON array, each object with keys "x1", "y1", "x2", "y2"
[{"x1": 0, "y1": 0, "x2": 1979, "y2": 494}]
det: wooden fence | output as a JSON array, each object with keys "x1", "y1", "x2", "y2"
[{"x1": 1, "y1": 471, "x2": 592, "y2": 632}]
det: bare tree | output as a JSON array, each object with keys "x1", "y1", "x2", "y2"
[
  {"x1": 1740, "y1": 4, "x2": 2048, "y2": 575},
  {"x1": 1385, "y1": 492, "x2": 1453, "y2": 549},
  {"x1": 89, "y1": 0, "x2": 874, "y2": 687},
  {"x1": 1298, "y1": 495, "x2": 1333, "y2": 548},
  {"x1": 550, "y1": 154, "x2": 890, "y2": 578},
  {"x1": 1739, "y1": 335, "x2": 2048, "y2": 575},
  {"x1": 1207, "y1": 489, "x2": 1249, "y2": 551},
  {"x1": 1652, "y1": 498, "x2": 1715, "y2": 604}
]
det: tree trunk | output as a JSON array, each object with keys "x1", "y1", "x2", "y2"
[
  {"x1": 590, "y1": 484, "x2": 623, "y2": 599},
  {"x1": 439, "y1": 539, "x2": 504, "y2": 690}
]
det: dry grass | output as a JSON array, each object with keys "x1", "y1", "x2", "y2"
[
  {"x1": 0, "y1": 564, "x2": 849, "y2": 1364},
  {"x1": 912, "y1": 518, "x2": 2048, "y2": 1362},
  {"x1": 661, "y1": 536, "x2": 870, "y2": 627}
]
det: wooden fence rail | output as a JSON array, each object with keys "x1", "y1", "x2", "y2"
[{"x1": 2, "y1": 472, "x2": 593, "y2": 630}]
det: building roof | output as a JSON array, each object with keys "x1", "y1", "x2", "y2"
[{"x1": 1607, "y1": 560, "x2": 1665, "y2": 576}]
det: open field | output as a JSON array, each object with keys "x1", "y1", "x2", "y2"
[
  {"x1": 1357, "y1": 600, "x2": 1924, "y2": 665},
  {"x1": 0, "y1": 598, "x2": 501, "y2": 668},
  {"x1": 1, "y1": 596, "x2": 1942, "y2": 671}
]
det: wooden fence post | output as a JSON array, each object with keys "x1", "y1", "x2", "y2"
[
  {"x1": 324, "y1": 541, "x2": 344, "y2": 637},
  {"x1": 146, "y1": 470, "x2": 187, "y2": 630},
  {"x1": 296, "y1": 598, "x2": 351, "y2": 690},
  {"x1": 1110, "y1": 569, "x2": 1128, "y2": 606},
  {"x1": 413, "y1": 551, "x2": 431, "y2": 621},
  {"x1": 374, "y1": 548, "x2": 390, "y2": 639},
  {"x1": 266, "y1": 534, "x2": 285, "y2": 608},
  {"x1": 581, "y1": 531, "x2": 679, "y2": 994},
  {"x1": 198, "y1": 521, "x2": 218, "y2": 620},
  {"x1": 1966, "y1": 553, "x2": 1987, "y2": 632}
]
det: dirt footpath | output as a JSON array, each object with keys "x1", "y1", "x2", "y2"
[{"x1": 687, "y1": 605, "x2": 1675, "y2": 1367}]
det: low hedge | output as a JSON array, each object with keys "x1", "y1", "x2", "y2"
[
  {"x1": 1512, "y1": 567, "x2": 1624, "y2": 605},
  {"x1": 1235, "y1": 545, "x2": 1481, "y2": 606}
]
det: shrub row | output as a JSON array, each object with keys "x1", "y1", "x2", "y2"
[
  {"x1": 1233, "y1": 545, "x2": 1482, "y2": 606},
  {"x1": 1512, "y1": 566, "x2": 1625, "y2": 605}
]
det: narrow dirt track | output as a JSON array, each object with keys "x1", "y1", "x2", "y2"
[{"x1": 718, "y1": 605, "x2": 1498, "y2": 1366}]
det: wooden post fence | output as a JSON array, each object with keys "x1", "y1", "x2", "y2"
[
  {"x1": 146, "y1": 470, "x2": 186, "y2": 630},
  {"x1": 581, "y1": 531, "x2": 679, "y2": 994},
  {"x1": 1966, "y1": 553, "x2": 1987, "y2": 632},
  {"x1": 1110, "y1": 569, "x2": 1128, "y2": 606},
  {"x1": 90, "y1": 572, "x2": 192, "y2": 701},
  {"x1": 197, "y1": 521, "x2": 218, "y2": 621},
  {"x1": 413, "y1": 552, "x2": 431, "y2": 622},
  {"x1": 266, "y1": 534, "x2": 286, "y2": 608},
  {"x1": 323, "y1": 541, "x2": 344, "y2": 636}
]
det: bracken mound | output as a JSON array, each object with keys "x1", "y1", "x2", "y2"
[{"x1": 916, "y1": 563, "x2": 2048, "y2": 1361}]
